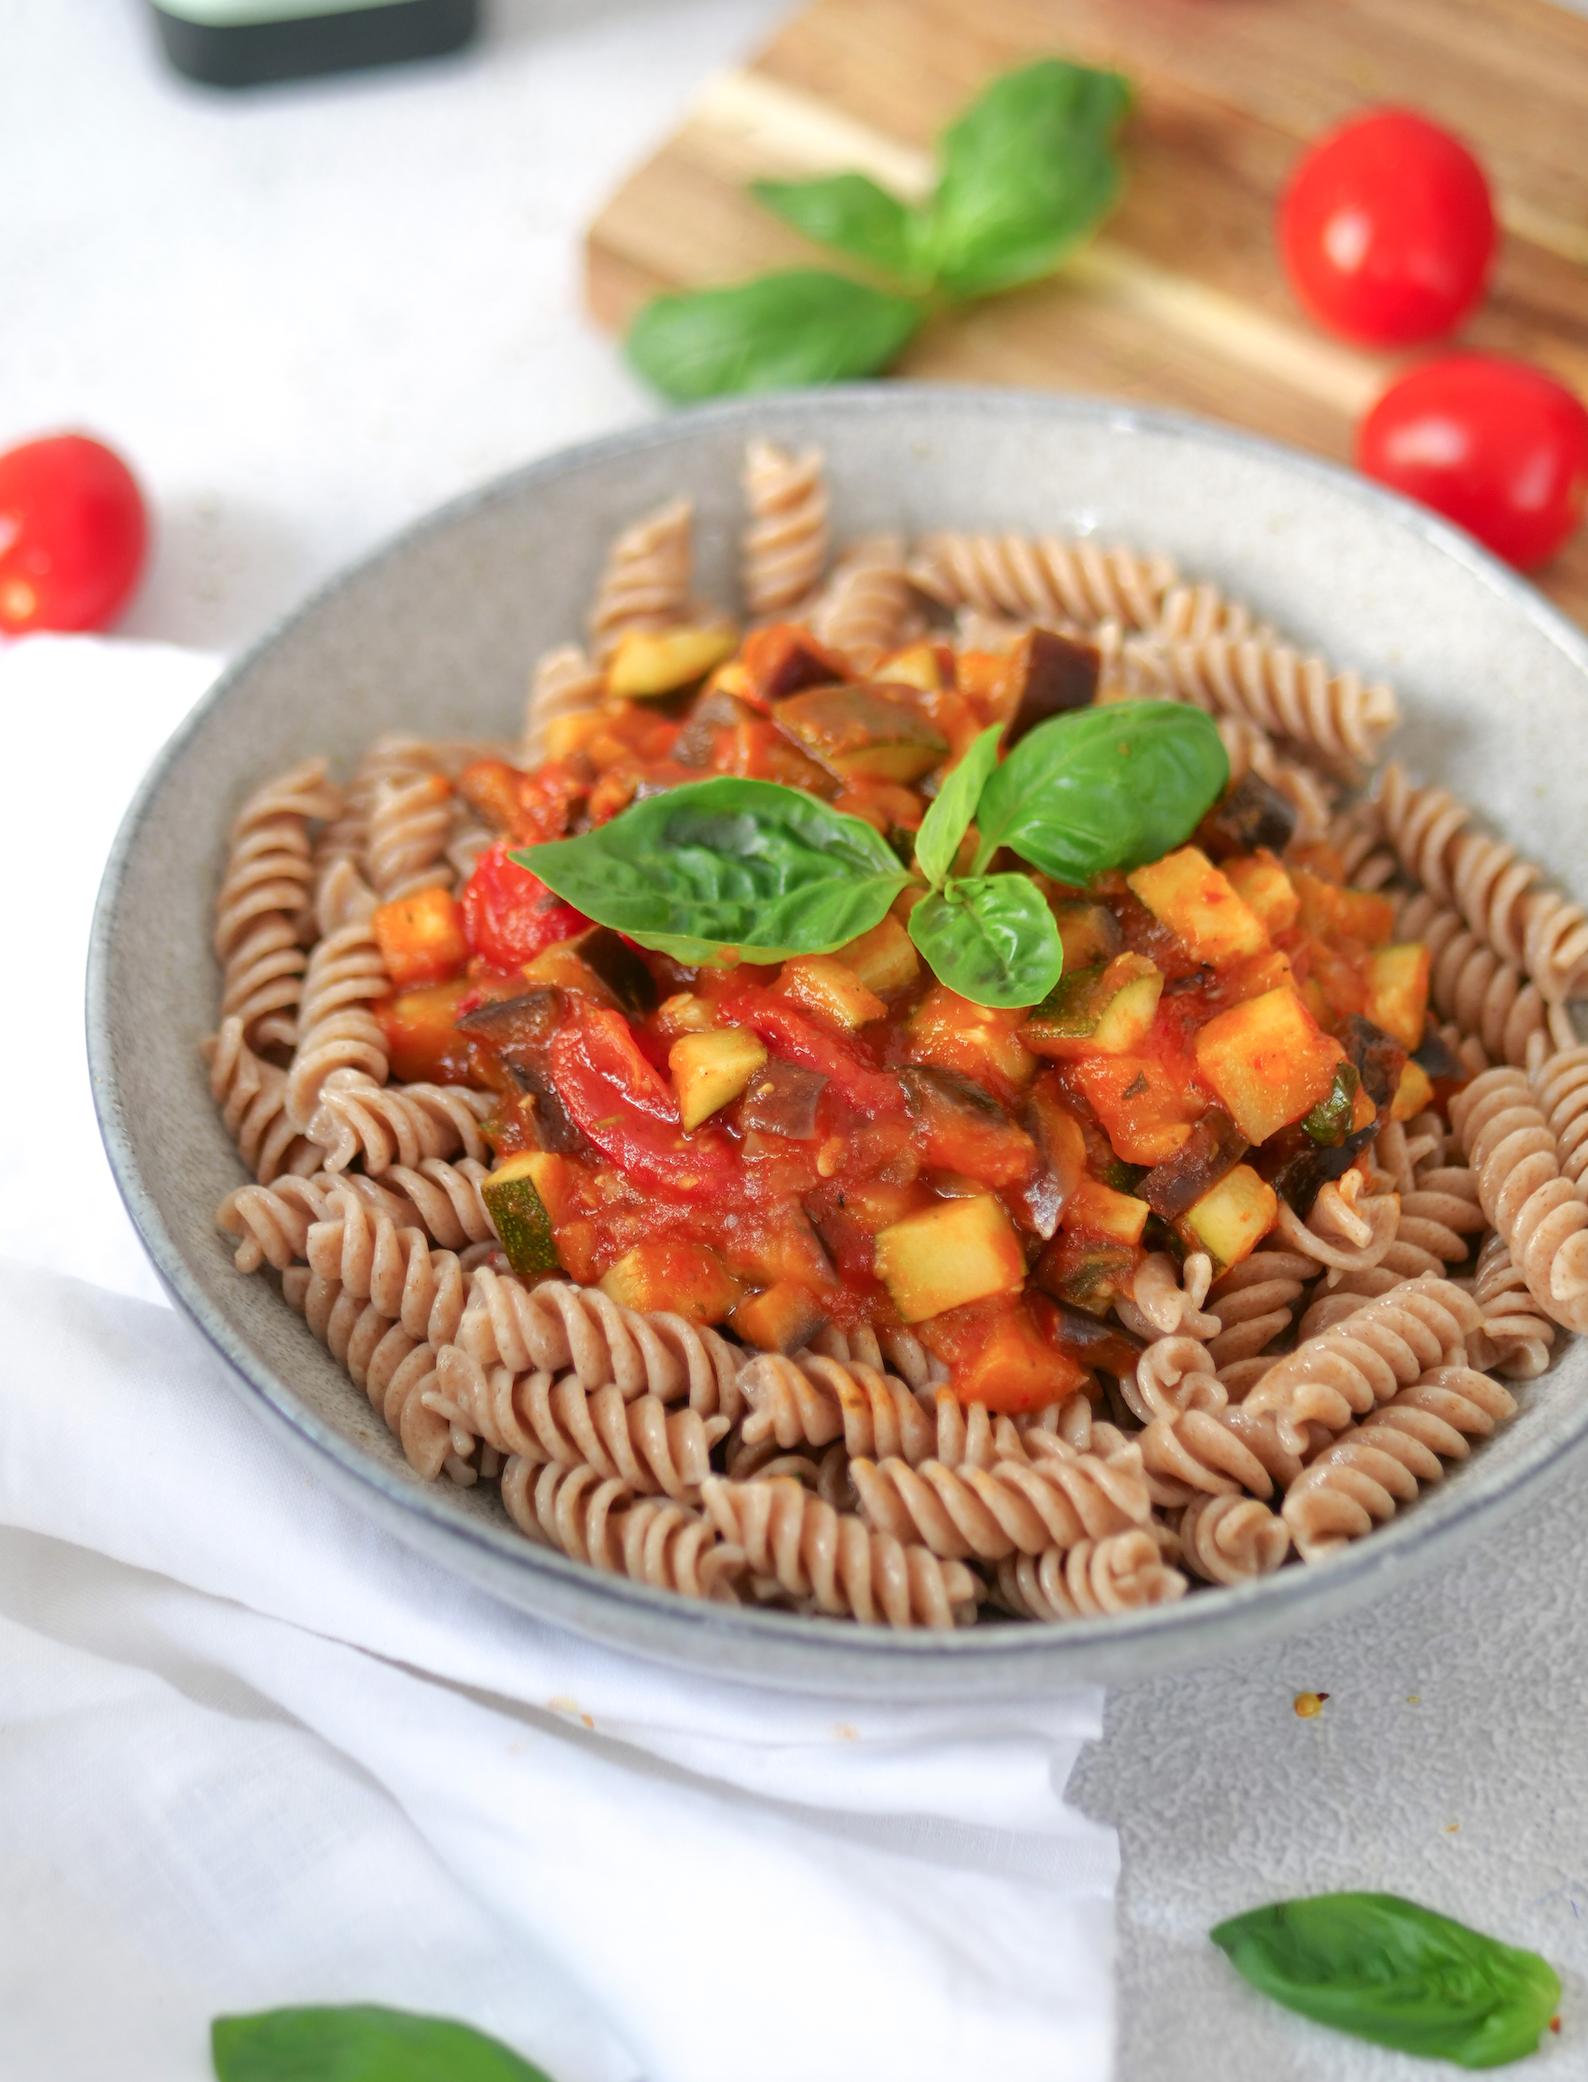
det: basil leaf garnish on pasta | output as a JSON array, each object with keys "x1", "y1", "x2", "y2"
[
  {"x1": 516, "y1": 776, "x2": 911, "y2": 966},
  {"x1": 913, "y1": 724, "x2": 1004, "y2": 889},
  {"x1": 908, "y1": 874, "x2": 1063, "y2": 1010},
  {"x1": 925, "y1": 59, "x2": 1132, "y2": 300},
  {"x1": 211, "y1": 2004, "x2": 554, "y2": 2081},
  {"x1": 971, "y1": 701, "x2": 1229, "y2": 883},
  {"x1": 625, "y1": 271, "x2": 923, "y2": 403},
  {"x1": 1210, "y1": 1894, "x2": 1561, "y2": 2069},
  {"x1": 751, "y1": 173, "x2": 932, "y2": 288}
]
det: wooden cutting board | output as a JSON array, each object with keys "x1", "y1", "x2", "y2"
[{"x1": 585, "y1": 0, "x2": 1588, "y2": 628}]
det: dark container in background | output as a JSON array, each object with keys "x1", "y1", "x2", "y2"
[{"x1": 149, "y1": 0, "x2": 478, "y2": 89}]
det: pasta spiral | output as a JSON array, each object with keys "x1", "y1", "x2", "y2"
[
  {"x1": 810, "y1": 533, "x2": 913, "y2": 671},
  {"x1": 993, "y1": 1532, "x2": 1188, "y2": 1622},
  {"x1": 520, "y1": 643, "x2": 605, "y2": 767},
  {"x1": 1213, "y1": 714, "x2": 1335, "y2": 844},
  {"x1": 1376, "y1": 765, "x2": 1588, "y2": 1003},
  {"x1": 1274, "y1": 1171, "x2": 1401, "y2": 1274},
  {"x1": 217, "y1": 1170, "x2": 341, "y2": 1272},
  {"x1": 1176, "y1": 1493, "x2": 1291, "y2": 1585},
  {"x1": 367, "y1": 767, "x2": 454, "y2": 901},
  {"x1": 908, "y1": 532, "x2": 1175, "y2": 631},
  {"x1": 1399, "y1": 889, "x2": 1564, "y2": 1069},
  {"x1": 1282, "y1": 1365, "x2": 1517, "y2": 1562},
  {"x1": 282, "y1": 1266, "x2": 453, "y2": 1480},
  {"x1": 1241, "y1": 1276, "x2": 1483, "y2": 1448},
  {"x1": 1449, "y1": 1066, "x2": 1588, "y2": 1332},
  {"x1": 1468, "y1": 1232, "x2": 1556, "y2": 1380},
  {"x1": 213, "y1": 757, "x2": 340, "y2": 1052},
  {"x1": 202, "y1": 1019, "x2": 323, "y2": 1186},
  {"x1": 502, "y1": 1458, "x2": 747, "y2": 1602},
  {"x1": 848, "y1": 1435, "x2": 1150, "y2": 1562},
  {"x1": 460, "y1": 1268, "x2": 744, "y2": 1416},
  {"x1": 381, "y1": 1155, "x2": 494, "y2": 1251},
  {"x1": 1206, "y1": 1247, "x2": 1318, "y2": 1379},
  {"x1": 700, "y1": 1475, "x2": 982, "y2": 1629},
  {"x1": 737, "y1": 1352, "x2": 935, "y2": 1464},
  {"x1": 430, "y1": 1345, "x2": 729, "y2": 1501},
  {"x1": 1125, "y1": 633, "x2": 1397, "y2": 776},
  {"x1": 741, "y1": 440, "x2": 828, "y2": 617},
  {"x1": 309, "y1": 1078, "x2": 493, "y2": 1177},
  {"x1": 1530, "y1": 1043, "x2": 1588, "y2": 1185},
  {"x1": 303, "y1": 1190, "x2": 473, "y2": 1348},
  {"x1": 285, "y1": 918, "x2": 391, "y2": 1130},
  {"x1": 588, "y1": 495, "x2": 693, "y2": 662},
  {"x1": 1126, "y1": 1338, "x2": 1303, "y2": 1501},
  {"x1": 1117, "y1": 1250, "x2": 1220, "y2": 1342}
]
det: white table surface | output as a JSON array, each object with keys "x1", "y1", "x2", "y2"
[{"x1": 8, "y1": 4, "x2": 1588, "y2": 2075}]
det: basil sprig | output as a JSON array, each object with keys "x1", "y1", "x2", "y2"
[
  {"x1": 212, "y1": 2003, "x2": 552, "y2": 2080},
  {"x1": 518, "y1": 703, "x2": 1223, "y2": 1009},
  {"x1": 1211, "y1": 1894, "x2": 1561, "y2": 2069},
  {"x1": 627, "y1": 58, "x2": 1131, "y2": 401}
]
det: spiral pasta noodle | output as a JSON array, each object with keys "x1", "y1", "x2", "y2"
[
  {"x1": 1274, "y1": 1171, "x2": 1401, "y2": 1274},
  {"x1": 1212, "y1": 714, "x2": 1335, "y2": 845},
  {"x1": 1398, "y1": 889, "x2": 1567, "y2": 1069},
  {"x1": 367, "y1": 766, "x2": 455, "y2": 901},
  {"x1": 1450, "y1": 1066, "x2": 1588, "y2": 1333},
  {"x1": 810, "y1": 533, "x2": 913, "y2": 670},
  {"x1": 993, "y1": 1531, "x2": 1188, "y2": 1622},
  {"x1": 1206, "y1": 1247, "x2": 1320, "y2": 1382},
  {"x1": 1123, "y1": 1338, "x2": 1304, "y2": 1502},
  {"x1": 520, "y1": 643, "x2": 606, "y2": 767},
  {"x1": 700, "y1": 1475, "x2": 981, "y2": 1628},
  {"x1": 908, "y1": 531, "x2": 1175, "y2": 631},
  {"x1": 460, "y1": 1268, "x2": 744, "y2": 1416},
  {"x1": 1468, "y1": 1232, "x2": 1557, "y2": 1380},
  {"x1": 285, "y1": 917, "x2": 391, "y2": 1131},
  {"x1": 588, "y1": 495, "x2": 693, "y2": 662},
  {"x1": 502, "y1": 1458, "x2": 747, "y2": 1602},
  {"x1": 1126, "y1": 632, "x2": 1397, "y2": 776},
  {"x1": 202, "y1": 1019, "x2": 323, "y2": 1187},
  {"x1": 848, "y1": 1432, "x2": 1150, "y2": 1563},
  {"x1": 1530, "y1": 1043, "x2": 1588, "y2": 1185},
  {"x1": 304, "y1": 1189, "x2": 473, "y2": 1348},
  {"x1": 1176, "y1": 1493, "x2": 1291, "y2": 1585},
  {"x1": 741, "y1": 440, "x2": 828, "y2": 618},
  {"x1": 1117, "y1": 1251, "x2": 1220, "y2": 1342},
  {"x1": 213, "y1": 757, "x2": 341, "y2": 1053},
  {"x1": 381, "y1": 1155, "x2": 495, "y2": 1251},
  {"x1": 282, "y1": 1265, "x2": 454, "y2": 1480},
  {"x1": 738, "y1": 1352, "x2": 934, "y2": 1463},
  {"x1": 309, "y1": 1079, "x2": 493, "y2": 1177}
]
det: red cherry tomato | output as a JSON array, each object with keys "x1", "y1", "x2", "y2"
[
  {"x1": 549, "y1": 1001, "x2": 736, "y2": 1199},
  {"x1": 0, "y1": 433, "x2": 148, "y2": 633},
  {"x1": 459, "y1": 839, "x2": 590, "y2": 969},
  {"x1": 1358, "y1": 356, "x2": 1588, "y2": 569},
  {"x1": 1279, "y1": 109, "x2": 1495, "y2": 347}
]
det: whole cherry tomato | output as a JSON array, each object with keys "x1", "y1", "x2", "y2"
[
  {"x1": 1358, "y1": 356, "x2": 1588, "y2": 569},
  {"x1": 1279, "y1": 109, "x2": 1494, "y2": 346},
  {"x1": 0, "y1": 433, "x2": 148, "y2": 633},
  {"x1": 459, "y1": 838, "x2": 590, "y2": 969}
]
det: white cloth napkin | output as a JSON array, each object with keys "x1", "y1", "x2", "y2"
[{"x1": 0, "y1": 635, "x2": 1118, "y2": 2082}]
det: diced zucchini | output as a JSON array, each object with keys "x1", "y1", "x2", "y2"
[
  {"x1": 1051, "y1": 900, "x2": 1125, "y2": 972},
  {"x1": 1072, "y1": 1053, "x2": 1203, "y2": 1165},
  {"x1": 835, "y1": 915, "x2": 920, "y2": 995},
  {"x1": 1021, "y1": 951, "x2": 1164, "y2": 1059},
  {"x1": 655, "y1": 991, "x2": 715, "y2": 1040},
  {"x1": 1060, "y1": 1174, "x2": 1150, "y2": 1247},
  {"x1": 1221, "y1": 849, "x2": 1300, "y2": 934},
  {"x1": 1391, "y1": 1057, "x2": 1436, "y2": 1122},
  {"x1": 1175, "y1": 1163, "x2": 1278, "y2": 1271},
  {"x1": 874, "y1": 640, "x2": 950, "y2": 691},
  {"x1": 1332, "y1": 886, "x2": 1397, "y2": 947},
  {"x1": 542, "y1": 708, "x2": 607, "y2": 762},
  {"x1": 730, "y1": 1279, "x2": 829, "y2": 1354},
  {"x1": 521, "y1": 928, "x2": 655, "y2": 1013},
  {"x1": 1193, "y1": 987, "x2": 1347, "y2": 1144},
  {"x1": 741, "y1": 624, "x2": 849, "y2": 704},
  {"x1": 608, "y1": 624, "x2": 738, "y2": 698},
  {"x1": 669, "y1": 1028, "x2": 768, "y2": 1130},
  {"x1": 372, "y1": 884, "x2": 470, "y2": 990},
  {"x1": 874, "y1": 1193, "x2": 1026, "y2": 1323},
  {"x1": 775, "y1": 954, "x2": 887, "y2": 1032},
  {"x1": 1127, "y1": 845, "x2": 1270, "y2": 965},
  {"x1": 600, "y1": 1240, "x2": 740, "y2": 1324},
  {"x1": 482, "y1": 1152, "x2": 568, "y2": 1276},
  {"x1": 1365, "y1": 943, "x2": 1432, "y2": 1050},
  {"x1": 774, "y1": 684, "x2": 949, "y2": 783},
  {"x1": 906, "y1": 985, "x2": 1037, "y2": 1094}
]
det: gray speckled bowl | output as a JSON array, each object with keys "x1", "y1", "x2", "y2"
[{"x1": 89, "y1": 387, "x2": 1588, "y2": 1698}]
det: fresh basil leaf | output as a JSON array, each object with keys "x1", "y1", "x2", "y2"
[
  {"x1": 625, "y1": 270, "x2": 923, "y2": 402},
  {"x1": 908, "y1": 874, "x2": 1063, "y2": 1009},
  {"x1": 1211, "y1": 1894, "x2": 1560, "y2": 2070},
  {"x1": 211, "y1": 2003, "x2": 552, "y2": 2081},
  {"x1": 913, "y1": 724, "x2": 1004, "y2": 888},
  {"x1": 971, "y1": 701, "x2": 1228, "y2": 883},
  {"x1": 926, "y1": 58, "x2": 1131, "y2": 301},
  {"x1": 751, "y1": 174, "x2": 930, "y2": 286},
  {"x1": 517, "y1": 777, "x2": 911, "y2": 966}
]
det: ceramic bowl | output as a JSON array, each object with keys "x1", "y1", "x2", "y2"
[{"x1": 89, "y1": 386, "x2": 1588, "y2": 1698}]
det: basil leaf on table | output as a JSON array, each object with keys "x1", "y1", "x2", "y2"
[
  {"x1": 625, "y1": 270, "x2": 923, "y2": 402},
  {"x1": 517, "y1": 777, "x2": 911, "y2": 966},
  {"x1": 1211, "y1": 1893, "x2": 1560, "y2": 2069},
  {"x1": 913, "y1": 723, "x2": 1004, "y2": 888},
  {"x1": 971, "y1": 701, "x2": 1228, "y2": 883},
  {"x1": 751, "y1": 173, "x2": 930, "y2": 286},
  {"x1": 926, "y1": 58, "x2": 1132, "y2": 300},
  {"x1": 211, "y1": 2003, "x2": 553, "y2": 2081},
  {"x1": 907, "y1": 874, "x2": 1063, "y2": 1009}
]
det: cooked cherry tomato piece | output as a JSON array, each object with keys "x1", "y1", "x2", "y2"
[
  {"x1": 550, "y1": 1001, "x2": 736, "y2": 1199},
  {"x1": 1357, "y1": 356, "x2": 1588, "y2": 569},
  {"x1": 0, "y1": 432, "x2": 148, "y2": 633},
  {"x1": 718, "y1": 983, "x2": 907, "y2": 1117},
  {"x1": 460, "y1": 838, "x2": 591, "y2": 969},
  {"x1": 1279, "y1": 108, "x2": 1494, "y2": 347}
]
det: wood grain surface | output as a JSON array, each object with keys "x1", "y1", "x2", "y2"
[{"x1": 586, "y1": 0, "x2": 1588, "y2": 627}]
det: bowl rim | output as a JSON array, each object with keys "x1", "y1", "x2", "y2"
[{"x1": 86, "y1": 382, "x2": 1588, "y2": 1694}]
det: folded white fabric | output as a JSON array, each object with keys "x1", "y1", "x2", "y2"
[{"x1": 0, "y1": 636, "x2": 1118, "y2": 2082}]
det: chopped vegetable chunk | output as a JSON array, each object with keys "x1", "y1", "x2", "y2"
[
  {"x1": 1175, "y1": 1163, "x2": 1278, "y2": 1270},
  {"x1": 670, "y1": 1028, "x2": 768, "y2": 1130},
  {"x1": 372, "y1": 885, "x2": 470, "y2": 990},
  {"x1": 1127, "y1": 845, "x2": 1270, "y2": 965},
  {"x1": 874, "y1": 1194, "x2": 1026, "y2": 1322},
  {"x1": 1193, "y1": 987, "x2": 1347, "y2": 1144},
  {"x1": 1365, "y1": 942, "x2": 1432, "y2": 1050}
]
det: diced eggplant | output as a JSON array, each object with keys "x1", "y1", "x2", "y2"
[
  {"x1": 900, "y1": 1065, "x2": 1037, "y2": 1190},
  {"x1": 738, "y1": 1058, "x2": 828, "y2": 1140},
  {"x1": 1339, "y1": 1012, "x2": 1408, "y2": 1111},
  {"x1": 1032, "y1": 1291, "x2": 1145, "y2": 1375},
  {"x1": 730, "y1": 1279, "x2": 830, "y2": 1355},
  {"x1": 1032, "y1": 1233, "x2": 1142, "y2": 1317},
  {"x1": 774, "y1": 684, "x2": 950, "y2": 783},
  {"x1": 1267, "y1": 1124, "x2": 1377, "y2": 1216},
  {"x1": 1011, "y1": 1080, "x2": 1089, "y2": 1238},
  {"x1": 575, "y1": 926, "x2": 658, "y2": 1018},
  {"x1": 504, "y1": 1061, "x2": 584, "y2": 1154},
  {"x1": 672, "y1": 687, "x2": 761, "y2": 767},
  {"x1": 1137, "y1": 1107, "x2": 1248, "y2": 1221},
  {"x1": 1051, "y1": 900, "x2": 1124, "y2": 972},
  {"x1": 1301, "y1": 1062, "x2": 1362, "y2": 1147},
  {"x1": 455, "y1": 987, "x2": 563, "y2": 1044},
  {"x1": 1412, "y1": 1026, "x2": 1464, "y2": 1082},
  {"x1": 741, "y1": 624, "x2": 851, "y2": 703},
  {"x1": 1003, "y1": 628, "x2": 1101, "y2": 746},
  {"x1": 1198, "y1": 769, "x2": 1298, "y2": 858}
]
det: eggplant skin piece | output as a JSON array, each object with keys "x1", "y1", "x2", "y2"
[
  {"x1": 1412, "y1": 1025, "x2": 1465, "y2": 1082},
  {"x1": 1003, "y1": 630, "x2": 1101, "y2": 747},
  {"x1": 1338, "y1": 1013, "x2": 1407, "y2": 1110},
  {"x1": 1137, "y1": 1108, "x2": 1248, "y2": 1221},
  {"x1": 1198, "y1": 770, "x2": 1297, "y2": 858},
  {"x1": 455, "y1": 987, "x2": 563, "y2": 1044},
  {"x1": 739, "y1": 1059, "x2": 828, "y2": 1141}
]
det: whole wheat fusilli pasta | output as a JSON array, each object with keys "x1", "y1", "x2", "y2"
[{"x1": 741, "y1": 439, "x2": 828, "y2": 618}]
